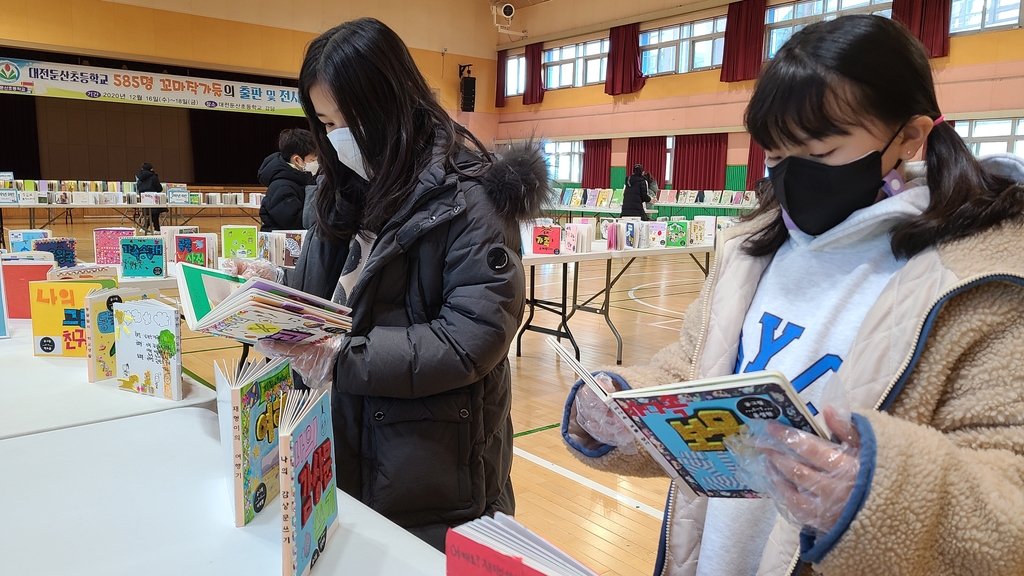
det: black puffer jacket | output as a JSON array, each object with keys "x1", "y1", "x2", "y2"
[
  {"x1": 289, "y1": 140, "x2": 549, "y2": 549},
  {"x1": 621, "y1": 173, "x2": 651, "y2": 220},
  {"x1": 135, "y1": 168, "x2": 162, "y2": 193},
  {"x1": 258, "y1": 153, "x2": 313, "y2": 231}
]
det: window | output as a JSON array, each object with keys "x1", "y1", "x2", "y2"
[
  {"x1": 505, "y1": 54, "x2": 526, "y2": 97},
  {"x1": 950, "y1": 0, "x2": 1021, "y2": 34},
  {"x1": 543, "y1": 39, "x2": 610, "y2": 90},
  {"x1": 956, "y1": 117, "x2": 1024, "y2": 158},
  {"x1": 665, "y1": 137, "x2": 675, "y2": 187},
  {"x1": 639, "y1": 17, "x2": 727, "y2": 76},
  {"x1": 765, "y1": 0, "x2": 893, "y2": 59},
  {"x1": 543, "y1": 141, "x2": 584, "y2": 183}
]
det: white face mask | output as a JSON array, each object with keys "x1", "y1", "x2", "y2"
[
  {"x1": 302, "y1": 160, "x2": 319, "y2": 174},
  {"x1": 326, "y1": 127, "x2": 369, "y2": 181}
]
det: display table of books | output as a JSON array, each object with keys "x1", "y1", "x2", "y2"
[
  {"x1": 10, "y1": 202, "x2": 261, "y2": 230},
  {"x1": 0, "y1": 319, "x2": 216, "y2": 440},
  {"x1": 0, "y1": 407, "x2": 446, "y2": 576},
  {"x1": 517, "y1": 241, "x2": 714, "y2": 365}
]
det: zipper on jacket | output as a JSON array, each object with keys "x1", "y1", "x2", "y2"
[
  {"x1": 658, "y1": 484, "x2": 679, "y2": 576},
  {"x1": 874, "y1": 272, "x2": 1024, "y2": 410},
  {"x1": 687, "y1": 252, "x2": 722, "y2": 382},
  {"x1": 784, "y1": 549, "x2": 802, "y2": 576}
]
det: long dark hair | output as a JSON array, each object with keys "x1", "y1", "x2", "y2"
[
  {"x1": 743, "y1": 15, "x2": 1024, "y2": 259},
  {"x1": 299, "y1": 18, "x2": 491, "y2": 243}
]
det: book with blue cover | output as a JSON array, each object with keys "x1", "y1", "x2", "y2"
[
  {"x1": 548, "y1": 338, "x2": 826, "y2": 498},
  {"x1": 120, "y1": 236, "x2": 166, "y2": 278},
  {"x1": 31, "y1": 237, "x2": 76, "y2": 267}
]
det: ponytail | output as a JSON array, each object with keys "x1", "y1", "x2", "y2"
[{"x1": 889, "y1": 120, "x2": 1024, "y2": 259}]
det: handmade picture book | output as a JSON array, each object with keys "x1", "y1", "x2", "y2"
[
  {"x1": 688, "y1": 219, "x2": 707, "y2": 248},
  {"x1": 120, "y1": 236, "x2": 166, "y2": 278},
  {"x1": 159, "y1": 226, "x2": 200, "y2": 264},
  {"x1": 595, "y1": 189, "x2": 611, "y2": 208},
  {"x1": 277, "y1": 230, "x2": 308, "y2": 268},
  {"x1": 648, "y1": 222, "x2": 668, "y2": 248},
  {"x1": 658, "y1": 190, "x2": 678, "y2": 204},
  {"x1": 564, "y1": 225, "x2": 579, "y2": 254},
  {"x1": 93, "y1": 228, "x2": 136, "y2": 265},
  {"x1": 1, "y1": 260, "x2": 56, "y2": 318},
  {"x1": 31, "y1": 237, "x2": 77, "y2": 268},
  {"x1": 279, "y1": 388, "x2": 338, "y2": 576},
  {"x1": 667, "y1": 221, "x2": 690, "y2": 247},
  {"x1": 568, "y1": 189, "x2": 585, "y2": 207},
  {"x1": 531, "y1": 225, "x2": 562, "y2": 255},
  {"x1": 84, "y1": 287, "x2": 157, "y2": 382},
  {"x1": 0, "y1": 264, "x2": 9, "y2": 339},
  {"x1": 174, "y1": 233, "x2": 219, "y2": 268},
  {"x1": 1, "y1": 251, "x2": 54, "y2": 262},
  {"x1": 113, "y1": 298, "x2": 182, "y2": 400},
  {"x1": 222, "y1": 225, "x2": 258, "y2": 259},
  {"x1": 584, "y1": 189, "x2": 599, "y2": 207},
  {"x1": 9, "y1": 229, "x2": 51, "y2": 252},
  {"x1": 167, "y1": 187, "x2": 190, "y2": 204},
  {"x1": 625, "y1": 222, "x2": 638, "y2": 249},
  {"x1": 732, "y1": 191, "x2": 745, "y2": 205},
  {"x1": 447, "y1": 512, "x2": 598, "y2": 576},
  {"x1": 176, "y1": 263, "x2": 352, "y2": 346},
  {"x1": 609, "y1": 188, "x2": 625, "y2": 209},
  {"x1": 559, "y1": 188, "x2": 574, "y2": 206},
  {"x1": 742, "y1": 191, "x2": 757, "y2": 207},
  {"x1": 0, "y1": 189, "x2": 17, "y2": 204},
  {"x1": 29, "y1": 279, "x2": 115, "y2": 356},
  {"x1": 46, "y1": 265, "x2": 117, "y2": 281},
  {"x1": 548, "y1": 338, "x2": 826, "y2": 498},
  {"x1": 215, "y1": 357, "x2": 294, "y2": 527},
  {"x1": 258, "y1": 232, "x2": 288, "y2": 265},
  {"x1": 692, "y1": 216, "x2": 717, "y2": 248}
]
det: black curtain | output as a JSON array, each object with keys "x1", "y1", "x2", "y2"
[
  {"x1": 189, "y1": 109, "x2": 307, "y2": 185},
  {"x1": 0, "y1": 93, "x2": 42, "y2": 180}
]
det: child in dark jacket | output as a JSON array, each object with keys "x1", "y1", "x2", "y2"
[{"x1": 258, "y1": 128, "x2": 317, "y2": 231}]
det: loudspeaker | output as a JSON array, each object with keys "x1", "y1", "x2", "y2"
[{"x1": 460, "y1": 76, "x2": 476, "y2": 113}]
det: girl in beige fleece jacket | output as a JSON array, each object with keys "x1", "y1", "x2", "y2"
[{"x1": 562, "y1": 15, "x2": 1024, "y2": 576}]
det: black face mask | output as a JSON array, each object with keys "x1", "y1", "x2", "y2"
[{"x1": 768, "y1": 127, "x2": 904, "y2": 236}]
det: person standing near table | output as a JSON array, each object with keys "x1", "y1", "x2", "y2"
[
  {"x1": 622, "y1": 164, "x2": 652, "y2": 220},
  {"x1": 258, "y1": 128, "x2": 318, "y2": 231},
  {"x1": 136, "y1": 162, "x2": 165, "y2": 231},
  {"x1": 222, "y1": 17, "x2": 549, "y2": 551}
]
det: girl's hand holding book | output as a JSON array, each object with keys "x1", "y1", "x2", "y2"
[
  {"x1": 574, "y1": 373, "x2": 637, "y2": 455},
  {"x1": 256, "y1": 336, "x2": 342, "y2": 391},
  {"x1": 729, "y1": 406, "x2": 861, "y2": 535},
  {"x1": 221, "y1": 257, "x2": 284, "y2": 283}
]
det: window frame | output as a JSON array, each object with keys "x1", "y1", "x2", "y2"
[
  {"x1": 542, "y1": 39, "x2": 610, "y2": 91},
  {"x1": 764, "y1": 0, "x2": 894, "y2": 60},
  {"x1": 505, "y1": 53, "x2": 527, "y2": 97},
  {"x1": 543, "y1": 140, "x2": 585, "y2": 184},
  {"x1": 949, "y1": 0, "x2": 1023, "y2": 36},
  {"x1": 639, "y1": 16, "x2": 728, "y2": 77},
  {"x1": 955, "y1": 117, "x2": 1024, "y2": 158}
]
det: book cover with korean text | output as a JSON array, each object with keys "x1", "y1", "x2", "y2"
[
  {"x1": 29, "y1": 279, "x2": 113, "y2": 356},
  {"x1": 113, "y1": 299, "x2": 182, "y2": 400},
  {"x1": 120, "y1": 236, "x2": 166, "y2": 278}
]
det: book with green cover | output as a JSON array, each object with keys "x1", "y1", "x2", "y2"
[
  {"x1": 222, "y1": 225, "x2": 258, "y2": 259},
  {"x1": 609, "y1": 188, "x2": 625, "y2": 209}
]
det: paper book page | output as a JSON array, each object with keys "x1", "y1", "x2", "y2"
[
  {"x1": 214, "y1": 360, "x2": 243, "y2": 524},
  {"x1": 233, "y1": 278, "x2": 352, "y2": 317},
  {"x1": 492, "y1": 513, "x2": 598, "y2": 576},
  {"x1": 199, "y1": 302, "x2": 348, "y2": 346},
  {"x1": 477, "y1": 516, "x2": 593, "y2": 576},
  {"x1": 175, "y1": 262, "x2": 244, "y2": 328},
  {"x1": 237, "y1": 359, "x2": 290, "y2": 525},
  {"x1": 30, "y1": 280, "x2": 105, "y2": 357},
  {"x1": 112, "y1": 300, "x2": 182, "y2": 400}
]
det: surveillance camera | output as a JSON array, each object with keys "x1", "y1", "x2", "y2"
[{"x1": 501, "y1": 3, "x2": 515, "y2": 19}]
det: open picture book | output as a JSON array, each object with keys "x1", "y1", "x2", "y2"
[
  {"x1": 175, "y1": 262, "x2": 352, "y2": 346},
  {"x1": 547, "y1": 338, "x2": 827, "y2": 498}
]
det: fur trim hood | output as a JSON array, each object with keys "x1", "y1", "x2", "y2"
[{"x1": 481, "y1": 141, "x2": 551, "y2": 224}]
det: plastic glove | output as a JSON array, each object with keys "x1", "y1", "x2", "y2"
[
  {"x1": 255, "y1": 336, "x2": 342, "y2": 391},
  {"x1": 727, "y1": 406, "x2": 860, "y2": 536},
  {"x1": 220, "y1": 257, "x2": 284, "y2": 283},
  {"x1": 574, "y1": 373, "x2": 637, "y2": 455}
]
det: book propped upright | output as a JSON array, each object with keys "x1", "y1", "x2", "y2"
[
  {"x1": 0, "y1": 264, "x2": 9, "y2": 339},
  {"x1": 215, "y1": 357, "x2": 293, "y2": 527},
  {"x1": 84, "y1": 287, "x2": 158, "y2": 382},
  {"x1": 30, "y1": 279, "x2": 116, "y2": 356},
  {"x1": 176, "y1": 262, "x2": 351, "y2": 346},
  {"x1": 113, "y1": 298, "x2": 182, "y2": 400},
  {"x1": 447, "y1": 512, "x2": 598, "y2": 576},
  {"x1": 547, "y1": 338, "x2": 826, "y2": 498},
  {"x1": 1, "y1": 260, "x2": 56, "y2": 319},
  {"x1": 279, "y1": 388, "x2": 338, "y2": 576}
]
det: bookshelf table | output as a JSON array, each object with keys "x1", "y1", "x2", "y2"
[
  {"x1": 517, "y1": 243, "x2": 714, "y2": 365},
  {"x1": 0, "y1": 407, "x2": 446, "y2": 576},
  {"x1": 10, "y1": 202, "x2": 260, "y2": 230},
  {"x1": 0, "y1": 319, "x2": 216, "y2": 440},
  {"x1": 654, "y1": 202, "x2": 753, "y2": 220},
  {"x1": 542, "y1": 205, "x2": 656, "y2": 224}
]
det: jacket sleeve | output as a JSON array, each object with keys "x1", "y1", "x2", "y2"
[
  {"x1": 334, "y1": 206, "x2": 524, "y2": 400},
  {"x1": 265, "y1": 182, "x2": 304, "y2": 230},
  {"x1": 561, "y1": 294, "x2": 705, "y2": 477},
  {"x1": 807, "y1": 281, "x2": 1024, "y2": 576}
]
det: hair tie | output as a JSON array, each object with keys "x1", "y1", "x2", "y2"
[{"x1": 933, "y1": 115, "x2": 946, "y2": 126}]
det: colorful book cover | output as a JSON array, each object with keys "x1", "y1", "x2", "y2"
[
  {"x1": 84, "y1": 288, "x2": 156, "y2": 382},
  {"x1": 649, "y1": 222, "x2": 668, "y2": 247},
  {"x1": 31, "y1": 237, "x2": 77, "y2": 268},
  {"x1": 0, "y1": 264, "x2": 9, "y2": 339},
  {"x1": 167, "y1": 187, "x2": 190, "y2": 204},
  {"x1": 692, "y1": 216, "x2": 717, "y2": 247},
  {"x1": 549, "y1": 188, "x2": 563, "y2": 205},
  {"x1": 222, "y1": 225, "x2": 258, "y2": 259},
  {"x1": 120, "y1": 237, "x2": 166, "y2": 278},
  {"x1": 159, "y1": 226, "x2": 200, "y2": 261},
  {"x1": 564, "y1": 225, "x2": 578, "y2": 254},
  {"x1": 742, "y1": 191, "x2": 756, "y2": 206},
  {"x1": 29, "y1": 279, "x2": 111, "y2": 356},
  {"x1": 280, "y1": 389, "x2": 338, "y2": 576},
  {"x1": 625, "y1": 222, "x2": 637, "y2": 249},
  {"x1": 175, "y1": 234, "x2": 213, "y2": 268},
  {"x1": 532, "y1": 225, "x2": 561, "y2": 255},
  {"x1": 688, "y1": 219, "x2": 707, "y2": 247},
  {"x1": 8, "y1": 229, "x2": 50, "y2": 253},
  {"x1": 47, "y1": 265, "x2": 117, "y2": 281},
  {"x1": 609, "y1": 188, "x2": 625, "y2": 209},
  {"x1": 0, "y1": 190, "x2": 17, "y2": 204},
  {"x1": 584, "y1": 189, "x2": 599, "y2": 207},
  {"x1": 569, "y1": 189, "x2": 585, "y2": 207},
  {"x1": 113, "y1": 299, "x2": 182, "y2": 400},
  {"x1": 560, "y1": 188, "x2": 574, "y2": 205},
  {"x1": 93, "y1": 228, "x2": 136, "y2": 265},
  {"x1": 215, "y1": 358, "x2": 293, "y2": 527},
  {"x1": 257, "y1": 232, "x2": 286, "y2": 264},
  {"x1": 667, "y1": 221, "x2": 690, "y2": 247},
  {"x1": 732, "y1": 191, "x2": 745, "y2": 205},
  {"x1": 278, "y1": 230, "x2": 308, "y2": 268},
  {"x1": 1, "y1": 261, "x2": 56, "y2": 319}
]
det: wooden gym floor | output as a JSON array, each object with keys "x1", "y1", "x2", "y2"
[{"x1": 7, "y1": 213, "x2": 707, "y2": 576}]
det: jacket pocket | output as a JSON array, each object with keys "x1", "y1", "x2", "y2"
[{"x1": 365, "y1": 391, "x2": 474, "y2": 519}]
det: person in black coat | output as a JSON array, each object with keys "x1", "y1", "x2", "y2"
[
  {"x1": 621, "y1": 164, "x2": 651, "y2": 220},
  {"x1": 258, "y1": 128, "x2": 317, "y2": 231},
  {"x1": 136, "y1": 163, "x2": 166, "y2": 231}
]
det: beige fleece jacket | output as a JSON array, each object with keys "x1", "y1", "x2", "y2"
[{"x1": 563, "y1": 209, "x2": 1024, "y2": 576}]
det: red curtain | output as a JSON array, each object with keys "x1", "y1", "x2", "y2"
[
  {"x1": 523, "y1": 43, "x2": 545, "y2": 105},
  {"x1": 720, "y1": 0, "x2": 767, "y2": 83},
  {"x1": 495, "y1": 50, "x2": 508, "y2": 108},
  {"x1": 581, "y1": 139, "x2": 612, "y2": 189},
  {"x1": 893, "y1": 0, "x2": 950, "y2": 58},
  {"x1": 605, "y1": 23, "x2": 646, "y2": 96},
  {"x1": 672, "y1": 133, "x2": 728, "y2": 190},
  {"x1": 746, "y1": 140, "x2": 766, "y2": 190},
  {"x1": 626, "y1": 136, "x2": 667, "y2": 187}
]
